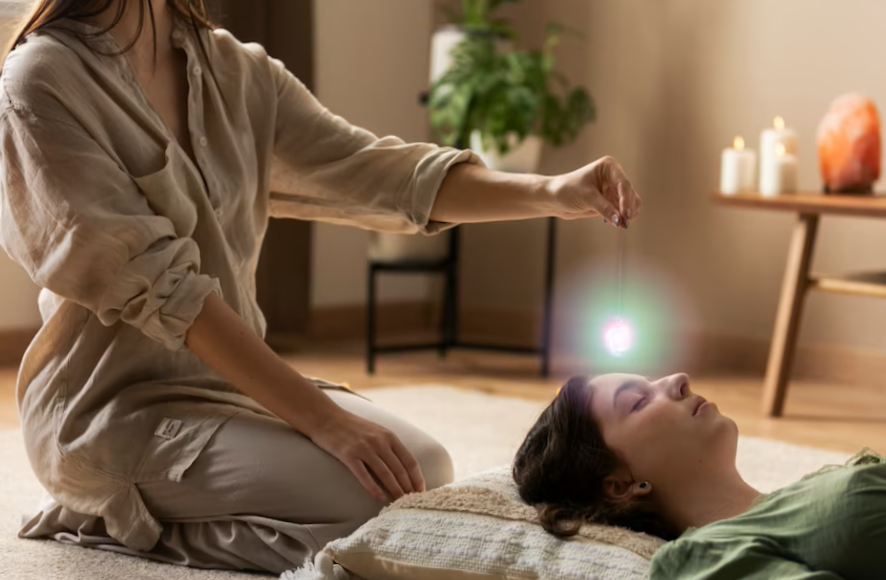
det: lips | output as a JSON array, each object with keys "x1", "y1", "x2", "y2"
[{"x1": 692, "y1": 397, "x2": 707, "y2": 416}]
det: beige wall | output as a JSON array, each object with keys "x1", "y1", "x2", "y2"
[
  {"x1": 312, "y1": 0, "x2": 437, "y2": 307},
  {"x1": 460, "y1": 0, "x2": 886, "y2": 361},
  {"x1": 5, "y1": 0, "x2": 886, "y2": 363}
]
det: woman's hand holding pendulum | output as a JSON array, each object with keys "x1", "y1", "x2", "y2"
[
  {"x1": 308, "y1": 408, "x2": 426, "y2": 502},
  {"x1": 546, "y1": 155, "x2": 642, "y2": 228}
]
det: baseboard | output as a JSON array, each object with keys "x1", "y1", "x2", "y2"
[
  {"x1": 792, "y1": 343, "x2": 886, "y2": 388},
  {"x1": 315, "y1": 302, "x2": 886, "y2": 388},
  {"x1": 0, "y1": 327, "x2": 37, "y2": 368},
  {"x1": 4, "y1": 304, "x2": 885, "y2": 390},
  {"x1": 307, "y1": 301, "x2": 438, "y2": 341},
  {"x1": 306, "y1": 301, "x2": 541, "y2": 346}
]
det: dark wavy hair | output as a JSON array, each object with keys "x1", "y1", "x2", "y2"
[{"x1": 513, "y1": 375, "x2": 680, "y2": 540}]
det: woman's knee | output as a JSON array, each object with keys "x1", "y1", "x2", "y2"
[
  {"x1": 342, "y1": 438, "x2": 452, "y2": 532},
  {"x1": 413, "y1": 437, "x2": 454, "y2": 491},
  {"x1": 323, "y1": 390, "x2": 454, "y2": 490}
]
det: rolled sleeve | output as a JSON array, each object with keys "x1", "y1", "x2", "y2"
[
  {"x1": 100, "y1": 240, "x2": 221, "y2": 351},
  {"x1": 409, "y1": 147, "x2": 480, "y2": 235},
  {"x1": 0, "y1": 107, "x2": 220, "y2": 351},
  {"x1": 264, "y1": 54, "x2": 485, "y2": 235}
]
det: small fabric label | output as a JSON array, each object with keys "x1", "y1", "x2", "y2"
[{"x1": 154, "y1": 417, "x2": 182, "y2": 440}]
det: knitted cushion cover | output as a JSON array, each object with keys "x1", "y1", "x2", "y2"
[{"x1": 282, "y1": 467, "x2": 664, "y2": 580}]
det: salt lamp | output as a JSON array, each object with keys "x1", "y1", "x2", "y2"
[{"x1": 816, "y1": 93, "x2": 881, "y2": 194}]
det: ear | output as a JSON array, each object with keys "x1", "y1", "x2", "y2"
[{"x1": 603, "y1": 469, "x2": 652, "y2": 502}]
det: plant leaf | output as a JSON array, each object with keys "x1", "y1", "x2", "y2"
[
  {"x1": 489, "y1": 0, "x2": 521, "y2": 12},
  {"x1": 427, "y1": 14, "x2": 595, "y2": 152}
]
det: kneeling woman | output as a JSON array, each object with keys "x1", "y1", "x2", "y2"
[{"x1": 514, "y1": 374, "x2": 885, "y2": 579}]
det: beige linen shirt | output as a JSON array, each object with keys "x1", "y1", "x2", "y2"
[{"x1": 0, "y1": 17, "x2": 479, "y2": 552}]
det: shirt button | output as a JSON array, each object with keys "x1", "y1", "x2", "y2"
[
  {"x1": 172, "y1": 30, "x2": 183, "y2": 41},
  {"x1": 215, "y1": 208, "x2": 224, "y2": 218},
  {"x1": 199, "y1": 136, "x2": 208, "y2": 147},
  {"x1": 193, "y1": 65, "x2": 203, "y2": 76}
]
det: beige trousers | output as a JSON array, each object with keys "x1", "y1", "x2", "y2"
[{"x1": 20, "y1": 390, "x2": 455, "y2": 574}]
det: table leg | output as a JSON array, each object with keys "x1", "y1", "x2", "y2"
[
  {"x1": 762, "y1": 213, "x2": 819, "y2": 417},
  {"x1": 540, "y1": 217, "x2": 557, "y2": 378}
]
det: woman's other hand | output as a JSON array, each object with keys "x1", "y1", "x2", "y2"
[
  {"x1": 186, "y1": 292, "x2": 425, "y2": 504},
  {"x1": 308, "y1": 407, "x2": 426, "y2": 502},
  {"x1": 547, "y1": 156, "x2": 642, "y2": 228}
]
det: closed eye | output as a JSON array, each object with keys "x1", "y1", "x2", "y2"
[
  {"x1": 631, "y1": 397, "x2": 646, "y2": 412},
  {"x1": 612, "y1": 380, "x2": 653, "y2": 414}
]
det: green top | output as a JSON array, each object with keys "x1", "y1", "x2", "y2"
[{"x1": 648, "y1": 449, "x2": 886, "y2": 580}]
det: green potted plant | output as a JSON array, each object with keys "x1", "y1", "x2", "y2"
[
  {"x1": 430, "y1": 1, "x2": 518, "y2": 90},
  {"x1": 369, "y1": 1, "x2": 589, "y2": 264},
  {"x1": 428, "y1": 18, "x2": 596, "y2": 173},
  {"x1": 368, "y1": 0, "x2": 522, "y2": 264}
]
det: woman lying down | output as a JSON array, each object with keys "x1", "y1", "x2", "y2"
[{"x1": 514, "y1": 373, "x2": 884, "y2": 580}]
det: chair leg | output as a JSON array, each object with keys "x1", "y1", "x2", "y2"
[
  {"x1": 438, "y1": 269, "x2": 451, "y2": 359},
  {"x1": 366, "y1": 265, "x2": 377, "y2": 374},
  {"x1": 540, "y1": 217, "x2": 557, "y2": 378},
  {"x1": 762, "y1": 213, "x2": 819, "y2": 417},
  {"x1": 439, "y1": 229, "x2": 460, "y2": 359},
  {"x1": 448, "y1": 230, "x2": 461, "y2": 348}
]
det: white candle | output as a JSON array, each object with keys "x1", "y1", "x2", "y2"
[
  {"x1": 759, "y1": 116, "x2": 798, "y2": 192},
  {"x1": 720, "y1": 136, "x2": 757, "y2": 195},
  {"x1": 760, "y1": 143, "x2": 798, "y2": 196}
]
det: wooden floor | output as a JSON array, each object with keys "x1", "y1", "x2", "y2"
[{"x1": 2, "y1": 341, "x2": 886, "y2": 455}]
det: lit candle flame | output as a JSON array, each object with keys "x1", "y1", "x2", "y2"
[
  {"x1": 733, "y1": 136, "x2": 745, "y2": 150},
  {"x1": 774, "y1": 116, "x2": 785, "y2": 130},
  {"x1": 776, "y1": 143, "x2": 786, "y2": 157}
]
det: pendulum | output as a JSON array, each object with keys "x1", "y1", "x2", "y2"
[{"x1": 604, "y1": 228, "x2": 633, "y2": 357}]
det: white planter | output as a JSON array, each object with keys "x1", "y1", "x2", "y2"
[
  {"x1": 430, "y1": 26, "x2": 467, "y2": 84},
  {"x1": 470, "y1": 131, "x2": 544, "y2": 173},
  {"x1": 368, "y1": 231, "x2": 450, "y2": 263},
  {"x1": 430, "y1": 26, "x2": 514, "y2": 84}
]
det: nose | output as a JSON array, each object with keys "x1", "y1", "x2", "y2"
[{"x1": 669, "y1": 373, "x2": 691, "y2": 399}]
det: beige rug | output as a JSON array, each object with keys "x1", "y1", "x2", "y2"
[{"x1": 0, "y1": 385, "x2": 852, "y2": 579}]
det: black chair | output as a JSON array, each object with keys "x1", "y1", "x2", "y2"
[{"x1": 366, "y1": 218, "x2": 558, "y2": 377}]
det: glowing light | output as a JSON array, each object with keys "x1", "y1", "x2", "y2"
[
  {"x1": 774, "y1": 116, "x2": 785, "y2": 130},
  {"x1": 604, "y1": 318, "x2": 634, "y2": 357},
  {"x1": 733, "y1": 136, "x2": 745, "y2": 150},
  {"x1": 776, "y1": 143, "x2": 786, "y2": 157},
  {"x1": 559, "y1": 254, "x2": 700, "y2": 373}
]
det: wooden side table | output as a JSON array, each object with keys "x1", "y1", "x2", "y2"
[{"x1": 712, "y1": 193, "x2": 886, "y2": 417}]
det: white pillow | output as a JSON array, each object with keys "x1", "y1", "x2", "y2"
[{"x1": 283, "y1": 467, "x2": 664, "y2": 580}]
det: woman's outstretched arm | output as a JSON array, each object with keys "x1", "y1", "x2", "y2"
[
  {"x1": 430, "y1": 156, "x2": 642, "y2": 228},
  {"x1": 262, "y1": 48, "x2": 641, "y2": 233},
  {"x1": 186, "y1": 292, "x2": 425, "y2": 501}
]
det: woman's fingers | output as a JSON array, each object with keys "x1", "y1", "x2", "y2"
[
  {"x1": 347, "y1": 459, "x2": 387, "y2": 502},
  {"x1": 391, "y1": 437, "x2": 426, "y2": 492},
  {"x1": 594, "y1": 194, "x2": 622, "y2": 228},
  {"x1": 618, "y1": 181, "x2": 631, "y2": 222},
  {"x1": 377, "y1": 443, "x2": 416, "y2": 496},
  {"x1": 622, "y1": 181, "x2": 642, "y2": 225},
  {"x1": 364, "y1": 451, "x2": 406, "y2": 500},
  {"x1": 309, "y1": 408, "x2": 427, "y2": 502},
  {"x1": 601, "y1": 157, "x2": 640, "y2": 227},
  {"x1": 616, "y1": 181, "x2": 642, "y2": 227}
]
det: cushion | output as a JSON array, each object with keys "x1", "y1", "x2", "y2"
[{"x1": 282, "y1": 467, "x2": 664, "y2": 580}]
